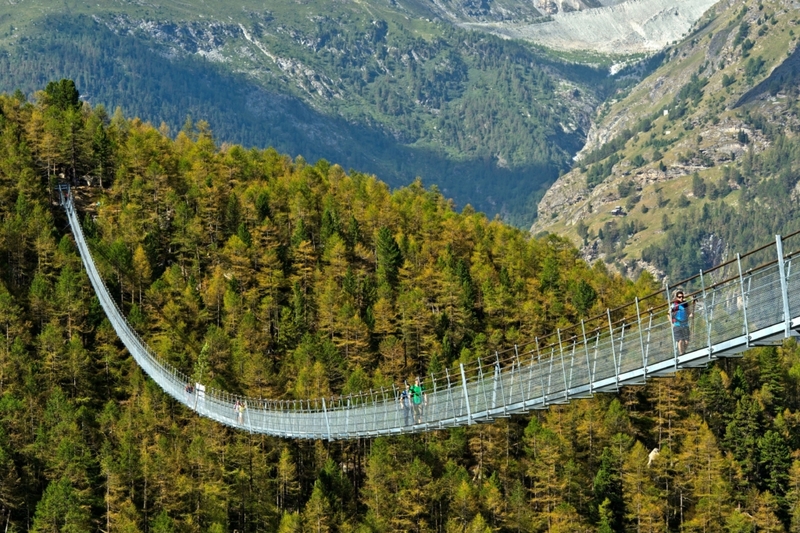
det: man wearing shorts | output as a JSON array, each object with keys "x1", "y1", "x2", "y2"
[{"x1": 671, "y1": 290, "x2": 692, "y2": 355}]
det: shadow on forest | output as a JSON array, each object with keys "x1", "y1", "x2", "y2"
[{"x1": 0, "y1": 14, "x2": 567, "y2": 227}]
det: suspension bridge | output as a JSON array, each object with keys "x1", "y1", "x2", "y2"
[{"x1": 57, "y1": 185, "x2": 800, "y2": 440}]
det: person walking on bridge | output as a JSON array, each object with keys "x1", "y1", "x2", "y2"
[
  {"x1": 398, "y1": 383, "x2": 411, "y2": 425},
  {"x1": 410, "y1": 376, "x2": 427, "y2": 424}
]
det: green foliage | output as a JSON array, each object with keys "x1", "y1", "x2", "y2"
[
  {"x1": 586, "y1": 153, "x2": 620, "y2": 189},
  {"x1": 745, "y1": 56, "x2": 766, "y2": 79},
  {"x1": 722, "y1": 73, "x2": 736, "y2": 87},
  {"x1": 43, "y1": 79, "x2": 80, "y2": 112},
  {"x1": 676, "y1": 73, "x2": 708, "y2": 106},
  {"x1": 0, "y1": 9, "x2": 609, "y2": 225},
  {"x1": 376, "y1": 227, "x2": 402, "y2": 289},
  {"x1": 3, "y1": 82, "x2": 800, "y2": 533},
  {"x1": 692, "y1": 172, "x2": 706, "y2": 198},
  {"x1": 733, "y1": 21, "x2": 750, "y2": 48},
  {"x1": 617, "y1": 180, "x2": 635, "y2": 197},
  {"x1": 642, "y1": 134, "x2": 800, "y2": 280}
]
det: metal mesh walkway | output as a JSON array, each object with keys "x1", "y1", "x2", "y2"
[{"x1": 57, "y1": 185, "x2": 800, "y2": 440}]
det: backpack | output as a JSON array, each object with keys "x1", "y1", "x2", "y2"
[{"x1": 672, "y1": 301, "x2": 688, "y2": 325}]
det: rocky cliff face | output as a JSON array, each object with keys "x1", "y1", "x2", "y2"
[
  {"x1": 465, "y1": 0, "x2": 720, "y2": 55},
  {"x1": 415, "y1": 0, "x2": 621, "y2": 22}
]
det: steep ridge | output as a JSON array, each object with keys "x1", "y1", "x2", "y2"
[{"x1": 532, "y1": 0, "x2": 800, "y2": 280}]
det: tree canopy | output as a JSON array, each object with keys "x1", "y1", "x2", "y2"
[{"x1": 1, "y1": 83, "x2": 800, "y2": 532}]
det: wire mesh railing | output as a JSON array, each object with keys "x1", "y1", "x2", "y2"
[{"x1": 57, "y1": 184, "x2": 800, "y2": 440}]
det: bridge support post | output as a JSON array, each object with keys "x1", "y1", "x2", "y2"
[
  {"x1": 526, "y1": 340, "x2": 537, "y2": 402},
  {"x1": 446, "y1": 369, "x2": 455, "y2": 426},
  {"x1": 491, "y1": 359, "x2": 499, "y2": 411},
  {"x1": 737, "y1": 254, "x2": 750, "y2": 344},
  {"x1": 557, "y1": 329, "x2": 568, "y2": 400},
  {"x1": 322, "y1": 398, "x2": 332, "y2": 441},
  {"x1": 581, "y1": 321, "x2": 593, "y2": 394},
  {"x1": 478, "y1": 359, "x2": 490, "y2": 415},
  {"x1": 509, "y1": 345, "x2": 519, "y2": 405},
  {"x1": 635, "y1": 298, "x2": 647, "y2": 379},
  {"x1": 776, "y1": 235, "x2": 792, "y2": 338},
  {"x1": 666, "y1": 284, "x2": 679, "y2": 368},
  {"x1": 700, "y1": 270, "x2": 713, "y2": 358},
  {"x1": 459, "y1": 364, "x2": 473, "y2": 425},
  {"x1": 607, "y1": 309, "x2": 619, "y2": 389}
]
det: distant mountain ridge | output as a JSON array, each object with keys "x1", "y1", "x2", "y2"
[
  {"x1": 1, "y1": 0, "x2": 617, "y2": 226},
  {"x1": 0, "y1": 0, "x2": 713, "y2": 227}
]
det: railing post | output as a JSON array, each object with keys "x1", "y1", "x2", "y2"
[
  {"x1": 607, "y1": 309, "x2": 619, "y2": 389},
  {"x1": 491, "y1": 353, "x2": 499, "y2": 411},
  {"x1": 510, "y1": 344, "x2": 519, "y2": 403},
  {"x1": 776, "y1": 235, "x2": 792, "y2": 338},
  {"x1": 381, "y1": 387, "x2": 394, "y2": 429},
  {"x1": 445, "y1": 368, "x2": 455, "y2": 426},
  {"x1": 537, "y1": 340, "x2": 547, "y2": 406},
  {"x1": 581, "y1": 321, "x2": 593, "y2": 394},
  {"x1": 345, "y1": 397, "x2": 351, "y2": 436},
  {"x1": 548, "y1": 347, "x2": 558, "y2": 403},
  {"x1": 527, "y1": 338, "x2": 539, "y2": 402},
  {"x1": 700, "y1": 270, "x2": 713, "y2": 358},
  {"x1": 635, "y1": 298, "x2": 647, "y2": 378},
  {"x1": 737, "y1": 253, "x2": 750, "y2": 344},
  {"x1": 557, "y1": 329, "x2": 568, "y2": 399},
  {"x1": 494, "y1": 352, "x2": 507, "y2": 416},
  {"x1": 478, "y1": 358, "x2": 490, "y2": 417},
  {"x1": 666, "y1": 284, "x2": 679, "y2": 367},
  {"x1": 430, "y1": 373, "x2": 437, "y2": 426},
  {"x1": 459, "y1": 363, "x2": 473, "y2": 425},
  {"x1": 370, "y1": 389, "x2": 377, "y2": 432}
]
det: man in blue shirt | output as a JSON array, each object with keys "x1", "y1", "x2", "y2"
[{"x1": 671, "y1": 290, "x2": 693, "y2": 355}]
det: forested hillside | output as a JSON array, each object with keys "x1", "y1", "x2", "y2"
[
  {"x1": 0, "y1": 0, "x2": 627, "y2": 226},
  {"x1": 3, "y1": 84, "x2": 800, "y2": 532},
  {"x1": 533, "y1": 0, "x2": 800, "y2": 281}
]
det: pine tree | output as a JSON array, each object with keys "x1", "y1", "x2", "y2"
[
  {"x1": 277, "y1": 447, "x2": 300, "y2": 512},
  {"x1": 376, "y1": 226, "x2": 402, "y2": 289},
  {"x1": 593, "y1": 447, "x2": 623, "y2": 530}
]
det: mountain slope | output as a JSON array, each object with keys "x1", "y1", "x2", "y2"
[
  {"x1": 532, "y1": 0, "x2": 800, "y2": 280},
  {"x1": 0, "y1": 0, "x2": 621, "y2": 226}
]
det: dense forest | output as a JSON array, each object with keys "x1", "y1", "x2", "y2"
[{"x1": 2, "y1": 82, "x2": 800, "y2": 532}]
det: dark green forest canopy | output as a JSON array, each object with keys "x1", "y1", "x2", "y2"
[{"x1": 2, "y1": 88, "x2": 800, "y2": 532}]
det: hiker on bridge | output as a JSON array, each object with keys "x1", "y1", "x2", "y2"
[
  {"x1": 410, "y1": 376, "x2": 427, "y2": 424},
  {"x1": 671, "y1": 290, "x2": 693, "y2": 355},
  {"x1": 398, "y1": 382, "x2": 411, "y2": 425}
]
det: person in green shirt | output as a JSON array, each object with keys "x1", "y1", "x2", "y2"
[{"x1": 410, "y1": 376, "x2": 427, "y2": 424}]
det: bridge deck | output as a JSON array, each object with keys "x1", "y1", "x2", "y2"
[{"x1": 57, "y1": 185, "x2": 800, "y2": 440}]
